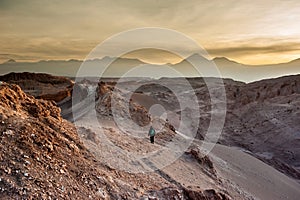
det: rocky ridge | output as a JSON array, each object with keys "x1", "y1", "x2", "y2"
[
  {"x1": 0, "y1": 72, "x2": 74, "y2": 102},
  {"x1": 96, "y1": 81, "x2": 151, "y2": 127}
]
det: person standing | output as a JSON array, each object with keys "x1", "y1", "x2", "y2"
[{"x1": 148, "y1": 126, "x2": 156, "y2": 144}]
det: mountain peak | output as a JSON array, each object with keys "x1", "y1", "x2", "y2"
[
  {"x1": 213, "y1": 57, "x2": 230, "y2": 61},
  {"x1": 67, "y1": 59, "x2": 81, "y2": 62},
  {"x1": 186, "y1": 53, "x2": 208, "y2": 60},
  {"x1": 288, "y1": 58, "x2": 300, "y2": 64},
  {"x1": 212, "y1": 57, "x2": 239, "y2": 64},
  {"x1": 5, "y1": 59, "x2": 16, "y2": 63}
]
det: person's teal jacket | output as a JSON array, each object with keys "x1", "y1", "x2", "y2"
[{"x1": 149, "y1": 127, "x2": 156, "y2": 137}]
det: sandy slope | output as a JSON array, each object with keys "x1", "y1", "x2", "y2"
[{"x1": 210, "y1": 144, "x2": 300, "y2": 200}]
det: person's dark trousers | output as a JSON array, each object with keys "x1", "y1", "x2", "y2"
[{"x1": 150, "y1": 136, "x2": 154, "y2": 144}]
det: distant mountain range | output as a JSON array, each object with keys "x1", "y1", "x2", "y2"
[{"x1": 1, "y1": 55, "x2": 300, "y2": 83}]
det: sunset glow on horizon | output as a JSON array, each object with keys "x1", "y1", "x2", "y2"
[{"x1": 1, "y1": 0, "x2": 300, "y2": 65}]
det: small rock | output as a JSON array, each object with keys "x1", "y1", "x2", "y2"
[
  {"x1": 96, "y1": 188, "x2": 107, "y2": 198},
  {"x1": 4, "y1": 130, "x2": 13, "y2": 135},
  {"x1": 4, "y1": 167, "x2": 11, "y2": 174},
  {"x1": 24, "y1": 173, "x2": 29, "y2": 177}
]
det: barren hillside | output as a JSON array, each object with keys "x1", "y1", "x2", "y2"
[
  {"x1": 1, "y1": 73, "x2": 300, "y2": 199},
  {"x1": 0, "y1": 82, "x2": 233, "y2": 199}
]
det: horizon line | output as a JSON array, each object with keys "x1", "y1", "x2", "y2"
[{"x1": 1, "y1": 55, "x2": 299, "y2": 66}]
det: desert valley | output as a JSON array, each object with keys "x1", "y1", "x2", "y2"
[
  {"x1": 0, "y1": 70, "x2": 300, "y2": 199},
  {"x1": 1, "y1": 0, "x2": 300, "y2": 199}
]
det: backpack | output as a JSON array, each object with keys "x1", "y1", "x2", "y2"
[{"x1": 149, "y1": 127, "x2": 156, "y2": 136}]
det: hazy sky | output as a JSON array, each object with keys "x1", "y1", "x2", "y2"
[{"x1": 1, "y1": 0, "x2": 300, "y2": 64}]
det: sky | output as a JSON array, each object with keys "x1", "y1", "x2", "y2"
[{"x1": 1, "y1": 0, "x2": 300, "y2": 65}]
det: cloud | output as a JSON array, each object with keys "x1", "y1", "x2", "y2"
[
  {"x1": 1, "y1": 0, "x2": 300, "y2": 64},
  {"x1": 0, "y1": 37, "x2": 98, "y2": 63},
  {"x1": 207, "y1": 42, "x2": 300, "y2": 56}
]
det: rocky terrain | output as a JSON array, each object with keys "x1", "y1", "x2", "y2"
[
  {"x1": 0, "y1": 82, "x2": 237, "y2": 199},
  {"x1": 82, "y1": 75, "x2": 300, "y2": 182},
  {"x1": 1, "y1": 72, "x2": 300, "y2": 199},
  {"x1": 0, "y1": 72, "x2": 74, "y2": 102},
  {"x1": 129, "y1": 75, "x2": 300, "y2": 181},
  {"x1": 223, "y1": 75, "x2": 300, "y2": 180},
  {"x1": 95, "y1": 81, "x2": 151, "y2": 127},
  {"x1": 0, "y1": 72, "x2": 89, "y2": 122},
  {"x1": 0, "y1": 83, "x2": 118, "y2": 199}
]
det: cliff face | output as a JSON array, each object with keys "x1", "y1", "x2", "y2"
[
  {"x1": 186, "y1": 75, "x2": 300, "y2": 180},
  {"x1": 222, "y1": 75, "x2": 300, "y2": 180},
  {"x1": 235, "y1": 75, "x2": 300, "y2": 106}
]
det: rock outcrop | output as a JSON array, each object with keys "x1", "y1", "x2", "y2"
[
  {"x1": 189, "y1": 75, "x2": 300, "y2": 180},
  {"x1": 0, "y1": 72, "x2": 74, "y2": 102},
  {"x1": 0, "y1": 83, "x2": 112, "y2": 199},
  {"x1": 96, "y1": 82, "x2": 151, "y2": 127},
  {"x1": 185, "y1": 148, "x2": 217, "y2": 177},
  {"x1": 235, "y1": 75, "x2": 300, "y2": 106},
  {"x1": 222, "y1": 75, "x2": 300, "y2": 180}
]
